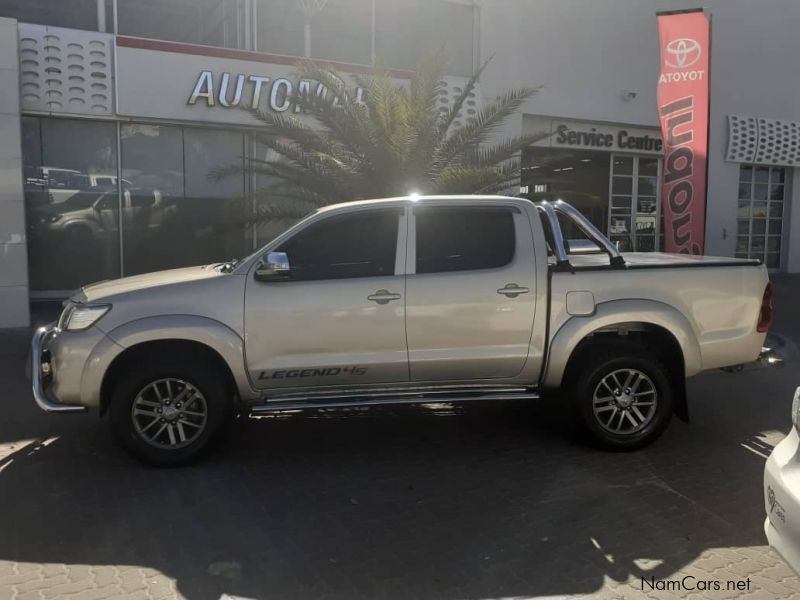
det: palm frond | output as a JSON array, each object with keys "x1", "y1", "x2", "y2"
[
  {"x1": 217, "y1": 51, "x2": 540, "y2": 221},
  {"x1": 437, "y1": 55, "x2": 492, "y2": 139},
  {"x1": 437, "y1": 87, "x2": 541, "y2": 164},
  {"x1": 470, "y1": 131, "x2": 552, "y2": 166}
]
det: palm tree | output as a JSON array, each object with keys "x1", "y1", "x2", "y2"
[{"x1": 217, "y1": 52, "x2": 547, "y2": 219}]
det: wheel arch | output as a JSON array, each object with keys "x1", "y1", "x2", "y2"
[
  {"x1": 101, "y1": 338, "x2": 242, "y2": 416},
  {"x1": 86, "y1": 315, "x2": 255, "y2": 415},
  {"x1": 542, "y1": 300, "x2": 700, "y2": 421}
]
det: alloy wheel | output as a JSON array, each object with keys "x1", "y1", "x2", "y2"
[
  {"x1": 592, "y1": 368, "x2": 658, "y2": 435},
  {"x1": 131, "y1": 378, "x2": 208, "y2": 449}
]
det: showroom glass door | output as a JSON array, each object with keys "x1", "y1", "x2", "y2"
[{"x1": 608, "y1": 155, "x2": 663, "y2": 252}]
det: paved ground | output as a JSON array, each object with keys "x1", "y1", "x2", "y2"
[{"x1": 2, "y1": 278, "x2": 800, "y2": 599}]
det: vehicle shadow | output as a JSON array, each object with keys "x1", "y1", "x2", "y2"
[{"x1": 0, "y1": 362, "x2": 792, "y2": 599}]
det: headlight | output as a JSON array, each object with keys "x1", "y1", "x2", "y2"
[
  {"x1": 60, "y1": 304, "x2": 111, "y2": 331},
  {"x1": 792, "y1": 387, "x2": 800, "y2": 430}
]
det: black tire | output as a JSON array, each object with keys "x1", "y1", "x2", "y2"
[
  {"x1": 109, "y1": 353, "x2": 232, "y2": 467},
  {"x1": 570, "y1": 340, "x2": 673, "y2": 450}
]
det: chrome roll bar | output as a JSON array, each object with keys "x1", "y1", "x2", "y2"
[
  {"x1": 536, "y1": 201, "x2": 569, "y2": 267},
  {"x1": 535, "y1": 199, "x2": 626, "y2": 269}
]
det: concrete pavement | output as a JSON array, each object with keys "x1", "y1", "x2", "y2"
[{"x1": 0, "y1": 278, "x2": 799, "y2": 599}]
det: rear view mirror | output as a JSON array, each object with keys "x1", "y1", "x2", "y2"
[{"x1": 254, "y1": 252, "x2": 290, "y2": 282}]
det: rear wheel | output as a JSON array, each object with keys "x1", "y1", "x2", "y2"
[
  {"x1": 570, "y1": 341, "x2": 673, "y2": 450},
  {"x1": 109, "y1": 354, "x2": 231, "y2": 466}
]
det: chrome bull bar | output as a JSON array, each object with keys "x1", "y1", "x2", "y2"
[{"x1": 31, "y1": 326, "x2": 87, "y2": 413}]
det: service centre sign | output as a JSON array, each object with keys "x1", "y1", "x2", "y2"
[
  {"x1": 554, "y1": 122, "x2": 663, "y2": 153},
  {"x1": 525, "y1": 116, "x2": 663, "y2": 155}
]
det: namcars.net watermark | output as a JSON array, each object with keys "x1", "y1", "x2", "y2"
[{"x1": 641, "y1": 576, "x2": 752, "y2": 593}]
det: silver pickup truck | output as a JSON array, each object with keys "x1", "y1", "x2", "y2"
[{"x1": 31, "y1": 196, "x2": 775, "y2": 465}]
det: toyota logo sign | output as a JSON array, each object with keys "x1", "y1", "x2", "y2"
[{"x1": 664, "y1": 38, "x2": 701, "y2": 68}]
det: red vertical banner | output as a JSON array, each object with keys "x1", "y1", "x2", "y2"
[{"x1": 657, "y1": 10, "x2": 710, "y2": 255}]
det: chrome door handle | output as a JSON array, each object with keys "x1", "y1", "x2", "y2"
[
  {"x1": 497, "y1": 283, "x2": 530, "y2": 298},
  {"x1": 367, "y1": 289, "x2": 402, "y2": 304}
]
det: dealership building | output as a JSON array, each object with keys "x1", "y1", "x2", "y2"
[{"x1": 0, "y1": 0, "x2": 798, "y2": 327}]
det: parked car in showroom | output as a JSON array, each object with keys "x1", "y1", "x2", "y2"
[
  {"x1": 31, "y1": 196, "x2": 777, "y2": 465},
  {"x1": 765, "y1": 387, "x2": 800, "y2": 574},
  {"x1": 27, "y1": 187, "x2": 174, "y2": 243}
]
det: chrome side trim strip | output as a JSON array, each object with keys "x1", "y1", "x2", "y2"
[
  {"x1": 265, "y1": 385, "x2": 530, "y2": 403},
  {"x1": 251, "y1": 391, "x2": 541, "y2": 414},
  {"x1": 31, "y1": 326, "x2": 87, "y2": 413}
]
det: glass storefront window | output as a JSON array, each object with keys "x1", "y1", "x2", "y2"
[
  {"x1": 256, "y1": 0, "x2": 371, "y2": 63},
  {"x1": 255, "y1": 0, "x2": 475, "y2": 72},
  {"x1": 22, "y1": 117, "x2": 120, "y2": 291},
  {"x1": 521, "y1": 147, "x2": 612, "y2": 237},
  {"x1": 120, "y1": 124, "x2": 249, "y2": 276},
  {"x1": 609, "y1": 154, "x2": 662, "y2": 252},
  {"x1": 0, "y1": 0, "x2": 99, "y2": 31},
  {"x1": 117, "y1": 0, "x2": 245, "y2": 48},
  {"x1": 184, "y1": 128, "x2": 249, "y2": 265},
  {"x1": 24, "y1": 118, "x2": 255, "y2": 291},
  {"x1": 309, "y1": 0, "x2": 372, "y2": 64},
  {"x1": 736, "y1": 164, "x2": 786, "y2": 269},
  {"x1": 255, "y1": 0, "x2": 306, "y2": 56},
  {"x1": 522, "y1": 147, "x2": 663, "y2": 252},
  {"x1": 376, "y1": 0, "x2": 475, "y2": 76}
]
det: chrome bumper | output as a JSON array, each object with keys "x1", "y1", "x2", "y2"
[
  {"x1": 721, "y1": 346, "x2": 784, "y2": 373},
  {"x1": 31, "y1": 326, "x2": 87, "y2": 413},
  {"x1": 759, "y1": 346, "x2": 785, "y2": 368}
]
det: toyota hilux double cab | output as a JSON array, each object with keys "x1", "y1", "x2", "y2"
[{"x1": 32, "y1": 196, "x2": 777, "y2": 465}]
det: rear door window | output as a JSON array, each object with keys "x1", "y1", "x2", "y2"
[{"x1": 414, "y1": 207, "x2": 516, "y2": 274}]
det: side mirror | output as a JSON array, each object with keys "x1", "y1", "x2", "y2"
[{"x1": 254, "y1": 251, "x2": 290, "y2": 282}]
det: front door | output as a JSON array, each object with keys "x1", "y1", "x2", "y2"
[
  {"x1": 244, "y1": 208, "x2": 409, "y2": 390},
  {"x1": 405, "y1": 204, "x2": 537, "y2": 382}
]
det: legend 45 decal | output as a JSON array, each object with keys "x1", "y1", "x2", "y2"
[{"x1": 257, "y1": 366, "x2": 367, "y2": 380}]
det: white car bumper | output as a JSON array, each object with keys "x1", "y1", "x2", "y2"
[{"x1": 765, "y1": 427, "x2": 800, "y2": 574}]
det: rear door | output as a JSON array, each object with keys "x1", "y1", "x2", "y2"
[{"x1": 405, "y1": 204, "x2": 537, "y2": 381}]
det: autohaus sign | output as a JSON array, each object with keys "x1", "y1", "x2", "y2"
[
  {"x1": 114, "y1": 39, "x2": 381, "y2": 126},
  {"x1": 187, "y1": 70, "x2": 366, "y2": 112}
]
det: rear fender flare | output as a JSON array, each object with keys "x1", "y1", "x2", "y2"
[{"x1": 542, "y1": 299, "x2": 702, "y2": 390}]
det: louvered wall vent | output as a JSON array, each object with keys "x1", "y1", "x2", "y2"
[
  {"x1": 727, "y1": 114, "x2": 800, "y2": 167},
  {"x1": 19, "y1": 23, "x2": 113, "y2": 116}
]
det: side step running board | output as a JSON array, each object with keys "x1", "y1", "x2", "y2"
[{"x1": 250, "y1": 388, "x2": 541, "y2": 414}]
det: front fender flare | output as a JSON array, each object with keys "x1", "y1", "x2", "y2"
[
  {"x1": 81, "y1": 315, "x2": 256, "y2": 407},
  {"x1": 541, "y1": 299, "x2": 702, "y2": 390}
]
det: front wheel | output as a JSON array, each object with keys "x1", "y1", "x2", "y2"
[
  {"x1": 571, "y1": 341, "x2": 673, "y2": 450},
  {"x1": 109, "y1": 354, "x2": 231, "y2": 466}
]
